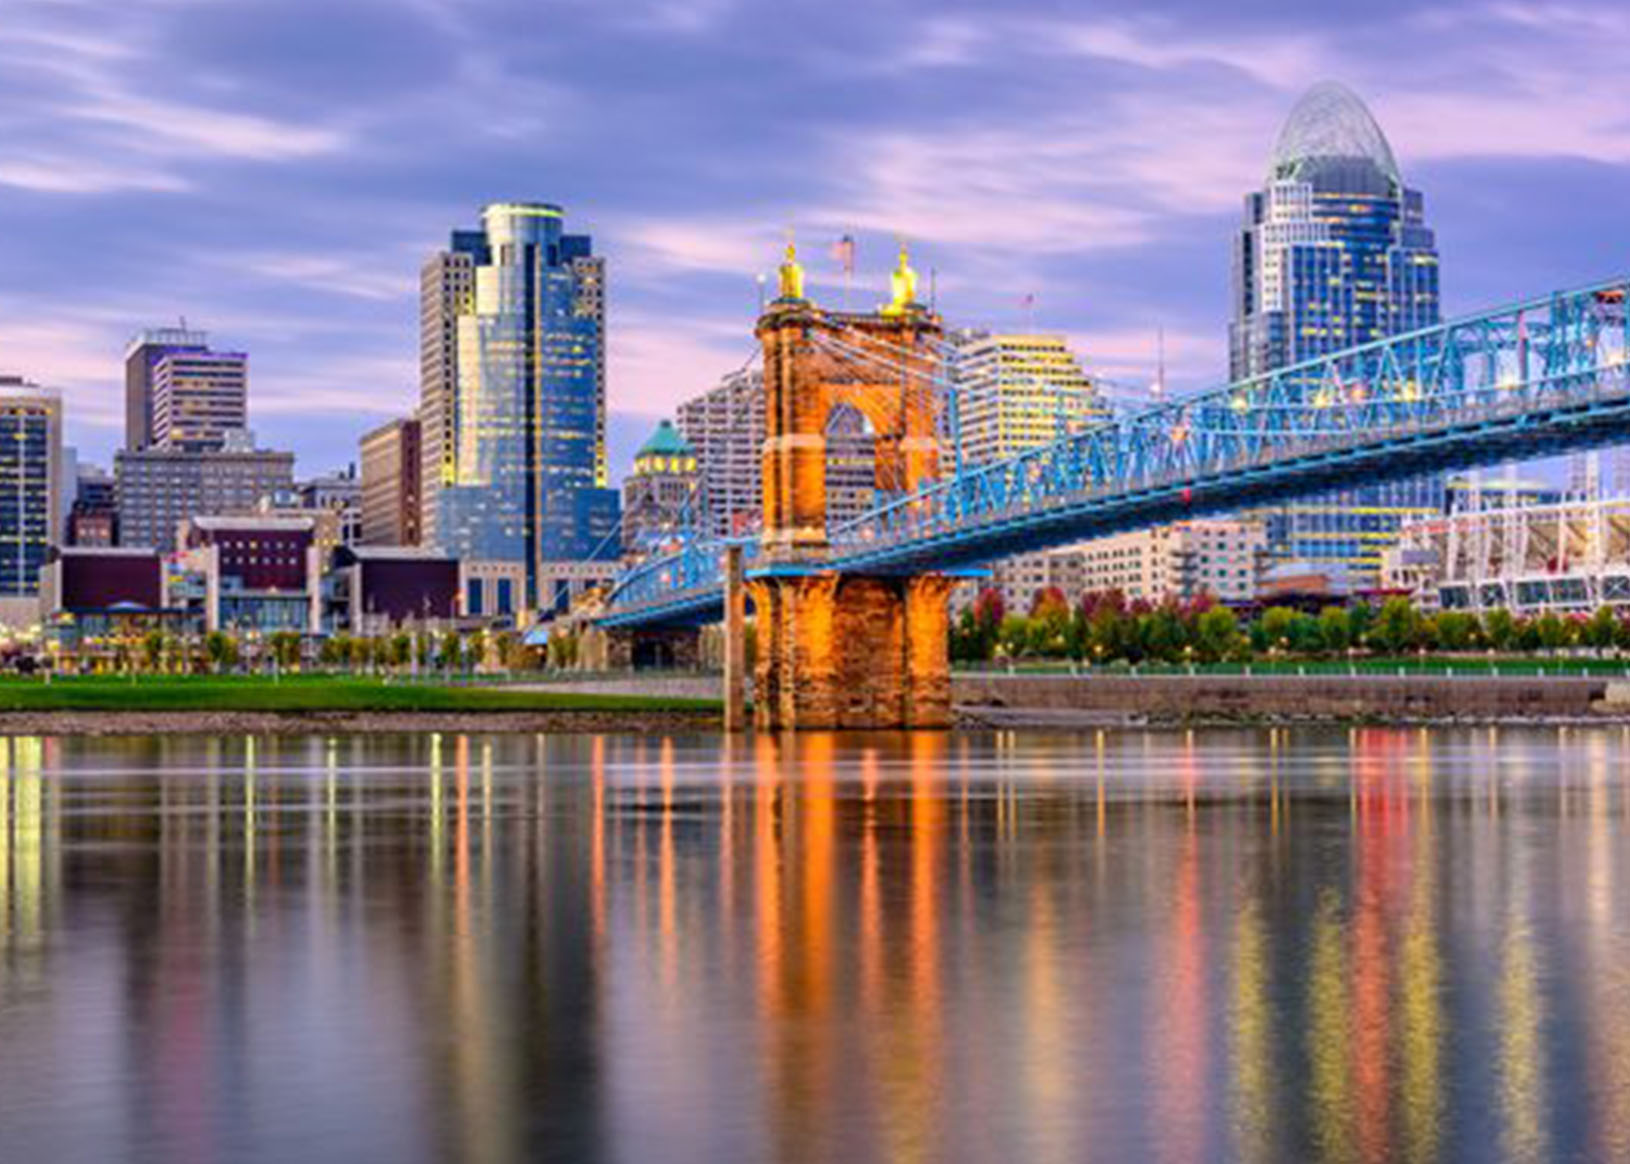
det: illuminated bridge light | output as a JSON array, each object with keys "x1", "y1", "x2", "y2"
[{"x1": 1231, "y1": 394, "x2": 1250, "y2": 413}]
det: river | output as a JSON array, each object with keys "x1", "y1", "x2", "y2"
[{"x1": 0, "y1": 727, "x2": 1625, "y2": 1162}]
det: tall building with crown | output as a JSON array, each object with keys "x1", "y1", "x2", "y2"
[
  {"x1": 1230, "y1": 82, "x2": 1444, "y2": 586},
  {"x1": 423, "y1": 203, "x2": 619, "y2": 610}
]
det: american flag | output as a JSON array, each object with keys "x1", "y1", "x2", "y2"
[{"x1": 831, "y1": 234, "x2": 856, "y2": 276}]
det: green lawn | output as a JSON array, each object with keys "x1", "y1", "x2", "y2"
[{"x1": 0, "y1": 675, "x2": 720, "y2": 713}]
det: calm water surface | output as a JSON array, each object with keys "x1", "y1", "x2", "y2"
[{"x1": 0, "y1": 727, "x2": 1628, "y2": 1163}]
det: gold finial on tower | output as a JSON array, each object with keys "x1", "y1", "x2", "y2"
[
  {"x1": 883, "y1": 238, "x2": 919, "y2": 316},
  {"x1": 777, "y1": 229, "x2": 806, "y2": 302}
]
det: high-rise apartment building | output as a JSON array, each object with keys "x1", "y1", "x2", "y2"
[
  {"x1": 0, "y1": 377, "x2": 63, "y2": 624},
  {"x1": 124, "y1": 329, "x2": 247, "y2": 452},
  {"x1": 824, "y1": 403, "x2": 878, "y2": 528},
  {"x1": 677, "y1": 369, "x2": 765, "y2": 537},
  {"x1": 674, "y1": 368, "x2": 893, "y2": 539},
  {"x1": 948, "y1": 332, "x2": 1107, "y2": 469},
  {"x1": 423, "y1": 203, "x2": 618, "y2": 608},
  {"x1": 418, "y1": 240, "x2": 479, "y2": 546},
  {"x1": 1229, "y1": 82, "x2": 1443, "y2": 585},
  {"x1": 360, "y1": 416, "x2": 421, "y2": 546},
  {"x1": 945, "y1": 332, "x2": 1108, "y2": 596}
]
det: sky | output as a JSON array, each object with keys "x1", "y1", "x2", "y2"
[{"x1": 3, "y1": 0, "x2": 1630, "y2": 483}]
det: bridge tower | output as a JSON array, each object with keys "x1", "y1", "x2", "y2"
[{"x1": 746, "y1": 241, "x2": 954, "y2": 730}]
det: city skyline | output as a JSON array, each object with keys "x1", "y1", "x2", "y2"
[{"x1": 3, "y1": 2, "x2": 1630, "y2": 481}]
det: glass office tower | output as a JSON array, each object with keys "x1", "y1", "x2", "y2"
[
  {"x1": 1229, "y1": 82, "x2": 1442, "y2": 586},
  {"x1": 433, "y1": 203, "x2": 619, "y2": 609},
  {"x1": 0, "y1": 378, "x2": 62, "y2": 606}
]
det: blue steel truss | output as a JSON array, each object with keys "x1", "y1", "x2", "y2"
[{"x1": 600, "y1": 277, "x2": 1630, "y2": 629}]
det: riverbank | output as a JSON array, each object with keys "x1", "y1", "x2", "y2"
[
  {"x1": 953, "y1": 672, "x2": 1630, "y2": 725},
  {"x1": 0, "y1": 708, "x2": 721, "y2": 736},
  {"x1": 0, "y1": 677, "x2": 722, "y2": 735}
]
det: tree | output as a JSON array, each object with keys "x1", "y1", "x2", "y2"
[
  {"x1": 389, "y1": 633, "x2": 412, "y2": 669},
  {"x1": 1428, "y1": 611, "x2": 1478, "y2": 652},
  {"x1": 1195, "y1": 607, "x2": 1241, "y2": 663},
  {"x1": 1585, "y1": 606, "x2": 1619, "y2": 653},
  {"x1": 320, "y1": 636, "x2": 349, "y2": 668},
  {"x1": 1140, "y1": 603, "x2": 1189, "y2": 663},
  {"x1": 1485, "y1": 607, "x2": 1518, "y2": 652},
  {"x1": 996, "y1": 614, "x2": 1031, "y2": 659},
  {"x1": 141, "y1": 630, "x2": 166, "y2": 672},
  {"x1": 269, "y1": 631, "x2": 302, "y2": 670},
  {"x1": 1369, "y1": 597, "x2": 1419, "y2": 654},
  {"x1": 204, "y1": 631, "x2": 238, "y2": 673},
  {"x1": 1259, "y1": 606, "x2": 1299, "y2": 654},
  {"x1": 1318, "y1": 606, "x2": 1353, "y2": 654},
  {"x1": 466, "y1": 630, "x2": 488, "y2": 672},
  {"x1": 1533, "y1": 611, "x2": 1572, "y2": 651}
]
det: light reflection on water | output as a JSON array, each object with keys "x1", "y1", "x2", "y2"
[{"x1": 0, "y1": 727, "x2": 1627, "y2": 1162}]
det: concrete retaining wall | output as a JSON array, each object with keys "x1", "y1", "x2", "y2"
[{"x1": 952, "y1": 673, "x2": 1616, "y2": 721}]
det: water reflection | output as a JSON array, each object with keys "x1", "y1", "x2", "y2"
[{"x1": 0, "y1": 727, "x2": 1627, "y2": 1162}]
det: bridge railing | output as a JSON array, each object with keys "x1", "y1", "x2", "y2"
[{"x1": 829, "y1": 280, "x2": 1630, "y2": 556}]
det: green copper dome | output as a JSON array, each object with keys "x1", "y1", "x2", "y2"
[{"x1": 636, "y1": 420, "x2": 694, "y2": 459}]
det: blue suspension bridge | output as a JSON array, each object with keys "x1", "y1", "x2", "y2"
[{"x1": 601, "y1": 276, "x2": 1630, "y2": 630}]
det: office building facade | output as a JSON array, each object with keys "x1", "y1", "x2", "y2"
[
  {"x1": 425, "y1": 203, "x2": 619, "y2": 607},
  {"x1": 360, "y1": 416, "x2": 422, "y2": 547},
  {"x1": 124, "y1": 329, "x2": 248, "y2": 453},
  {"x1": 677, "y1": 369, "x2": 765, "y2": 537},
  {"x1": 948, "y1": 331, "x2": 1108, "y2": 469},
  {"x1": 1228, "y1": 82, "x2": 1444, "y2": 585},
  {"x1": 418, "y1": 243, "x2": 478, "y2": 546},
  {"x1": 0, "y1": 378, "x2": 63, "y2": 624},
  {"x1": 115, "y1": 443, "x2": 295, "y2": 553}
]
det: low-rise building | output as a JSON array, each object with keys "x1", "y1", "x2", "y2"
[
  {"x1": 171, "y1": 516, "x2": 322, "y2": 634},
  {"x1": 39, "y1": 547, "x2": 192, "y2": 662},
  {"x1": 326, "y1": 545, "x2": 459, "y2": 636}
]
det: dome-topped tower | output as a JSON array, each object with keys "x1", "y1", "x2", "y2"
[{"x1": 1268, "y1": 81, "x2": 1400, "y2": 191}]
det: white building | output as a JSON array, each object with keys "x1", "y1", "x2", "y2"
[
  {"x1": 947, "y1": 331, "x2": 1107, "y2": 469},
  {"x1": 1384, "y1": 496, "x2": 1630, "y2": 614},
  {"x1": 965, "y1": 519, "x2": 1266, "y2": 613},
  {"x1": 677, "y1": 369, "x2": 764, "y2": 538}
]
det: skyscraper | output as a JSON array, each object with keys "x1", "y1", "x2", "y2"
[
  {"x1": 1229, "y1": 82, "x2": 1443, "y2": 585},
  {"x1": 124, "y1": 329, "x2": 248, "y2": 453},
  {"x1": 426, "y1": 203, "x2": 618, "y2": 609},
  {"x1": 418, "y1": 238, "x2": 480, "y2": 547},
  {"x1": 947, "y1": 332, "x2": 1107, "y2": 468},
  {"x1": 0, "y1": 377, "x2": 62, "y2": 625},
  {"x1": 360, "y1": 416, "x2": 421, "y2": 546},
  {"x1": 677, "y1": 369, "x2": 765, "y2": 537}
]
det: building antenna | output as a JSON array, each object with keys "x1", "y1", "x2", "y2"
[
  {"x1": 1155, "y1": 326, "x2": 1166, "y2": 399},
  {"x1": 930, "y1": 268, "x2": 938, "y2": 315}
]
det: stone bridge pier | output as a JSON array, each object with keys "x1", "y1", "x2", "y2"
[{"x1": 737, "y1": 240, "x2": 955, "y2": 731}]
